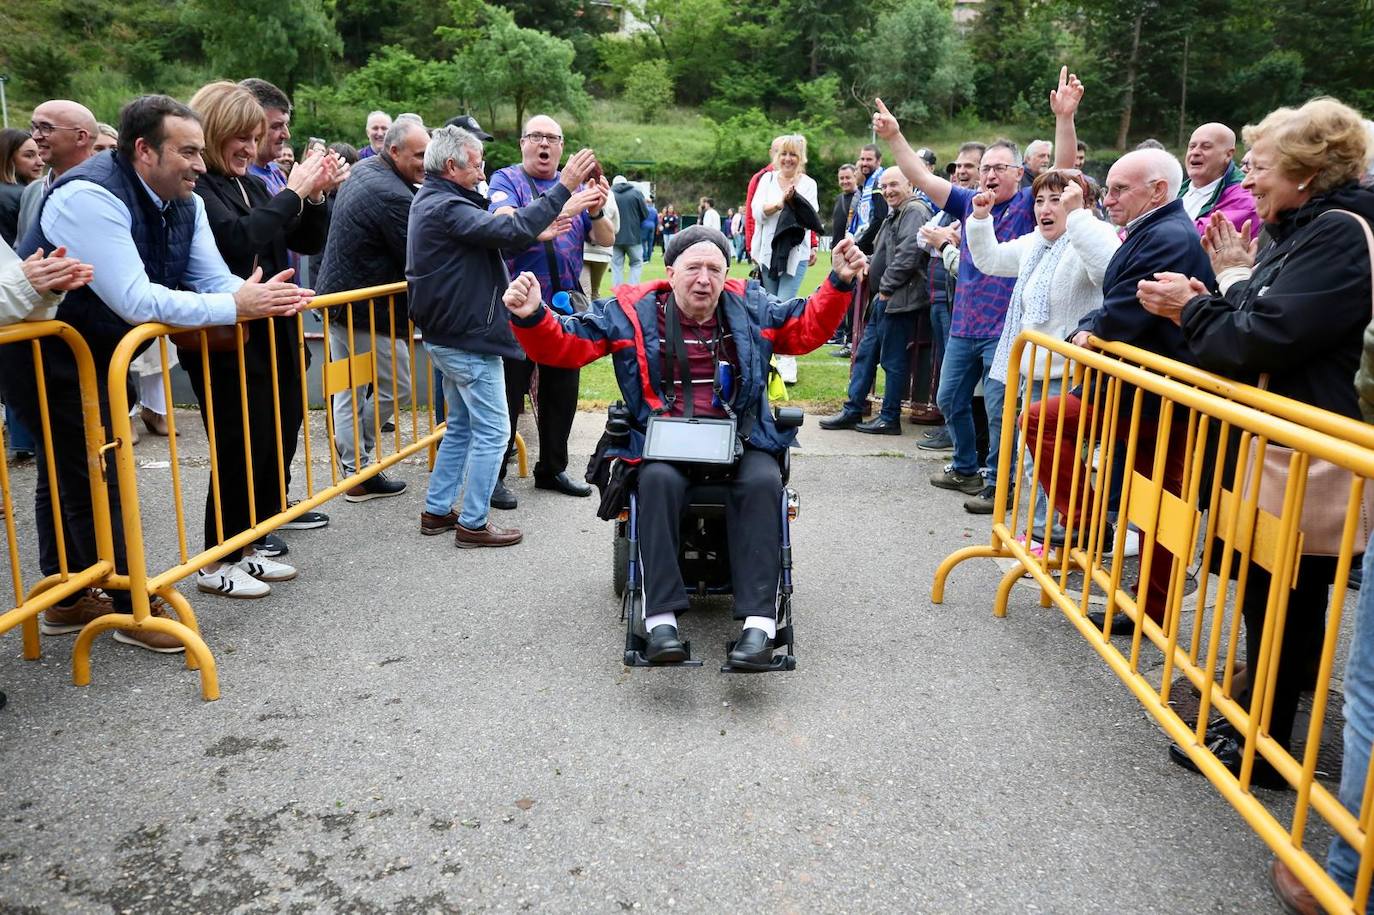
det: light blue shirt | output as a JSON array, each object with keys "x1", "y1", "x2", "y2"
[{"x1": 39, "y1": 175, "x2": 241, "y2": 327}]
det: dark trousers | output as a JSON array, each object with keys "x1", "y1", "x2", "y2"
[
  {"x1": 500, "y1": 358, "x2": 580, "y2": 481},
  {"x1": 842, "y1": 299, "x2": 918, "y2": 423},
  {"x1": 180, "y1": 329, "x2": 303, "y2": 561},
  {"x1": 0, "y1": 343, "x2": 133, "y2": 612},
  {"x1": 637, "y1": 448, "x2": 782, "y2": 620},
  {"x1": 1242, "y1": 554, "x2": 1337, "y2": 751}
]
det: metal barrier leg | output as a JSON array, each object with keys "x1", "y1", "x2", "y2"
[
  {"x1": 515, "y1": 432, "x2": 528, "y2": 479},
  {"x1": 20, "y1": 616, "x2": 40, "y2": 660},
  {"x1": 931, "y1": 544, "x2": 1001, "y2": 604},
  {"x1": 71, "y1": 602, "x2": 220, "y2": 702},
  {"x1": 994, "y1": 561, "x2": 1028, "y2": 619}
]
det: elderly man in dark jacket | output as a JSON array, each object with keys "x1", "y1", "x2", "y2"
[
  {"x1": 316, "y1": 119, "x2": 429, "y2": 501},
  {"x1": 821, "y1": 166, "x2": 932, "y2": 435},
  {"x1": 408, "y1": 125, "x2": 604, "y2": 548}
]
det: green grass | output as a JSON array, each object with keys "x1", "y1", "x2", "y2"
[{"x1": 576, "y1": 258, "x2": 866, "y2": 411}]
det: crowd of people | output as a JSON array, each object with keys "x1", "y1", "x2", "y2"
[{"x1": 1, "y1": 61, "x2": 1374, "y2": 910}]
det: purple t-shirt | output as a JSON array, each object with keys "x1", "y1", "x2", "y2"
[
  {"x1": 943, "y1": 185, "x2": 1035, "y2": 339},
  {"x1": 248, "y1": 160, "x2": 287, "y2": 196},
  {"x1": 487, "y1": 164, "x2": 591, "y2": 300}
]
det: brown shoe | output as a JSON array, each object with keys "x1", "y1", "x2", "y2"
[
  {"x1": 421, "y1": 510, "x2": 458, "y2": 536},
  {"x1": 1269, "y1": 859, "x2": 1320, "y2": 915},
  {"x1": 41, "y1": 589, "x2": 114, "y2": 635},
  {"x1": 112, "y1": 598, "x2": 186, "y2": 654},
  {"x1": 454, "y1": 521, "x2": 522, "y2": 549},
  {"x1": 140, "y1": 406, "x2": 174, "y2": 437}
]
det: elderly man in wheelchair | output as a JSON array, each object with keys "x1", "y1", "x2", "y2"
[{"x1": 502, "y1": 227, "x2": 867, "y2": 670}]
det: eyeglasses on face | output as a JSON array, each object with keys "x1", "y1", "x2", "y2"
[
  {"x1": 29, "y1": 121, "x2": 84, "y2": 138},
  {"x1": 978, "y1": 163, "x2": 1019, "y2": 176},
  {"x1": 521, "y1": 132, "x2": 563, "y2": 144}
]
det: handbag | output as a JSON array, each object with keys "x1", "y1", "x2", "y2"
[
  {"x1": 1236, "y1": 208, "x2": 1374, "y2": 556},
  {"x1": 171, "y1": 177, "x2": 255, "y2": 352}
]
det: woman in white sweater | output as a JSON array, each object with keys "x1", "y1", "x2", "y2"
[
  {"x1": 966, "y1": 169, "x2": 1120, "y2": 537},
  {"x1": 750, "y1": 134, "x2": 818, "y2": 383}
]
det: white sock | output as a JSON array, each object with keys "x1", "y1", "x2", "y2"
[
  {"x1": 743, "y1": 615, "x2": 776, "y2": 638},
  {"x1": 645, "y1": 611, "x2": 678, "y2": 631}
]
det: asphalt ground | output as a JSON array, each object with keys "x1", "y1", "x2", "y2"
[{"x1": 0, "y1": 408, "x2": 1304, "y2": 913}]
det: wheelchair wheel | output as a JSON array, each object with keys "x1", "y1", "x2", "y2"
[{"x1": 612, "y1": 526, "x2": 629, "y2": 598}]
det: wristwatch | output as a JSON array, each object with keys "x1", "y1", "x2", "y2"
[{"x1": 589, "y1": 210, "x2": 605, "y2": 220}]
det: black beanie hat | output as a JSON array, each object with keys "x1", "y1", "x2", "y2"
[{"x1": 664, "y1": 225, "x2": 731, "y2": 267}]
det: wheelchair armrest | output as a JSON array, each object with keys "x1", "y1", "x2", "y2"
[{"x1": 773, "y1": 406, "x2": 804, "y2": 430}]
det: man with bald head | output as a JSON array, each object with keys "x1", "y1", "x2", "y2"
[
  {"x1": 503, "y1": 227, "x2": 867, "y2": 668},
  {"x1": 487, "y1": 114, "x2": 613, "y2": 506},
  {"x1": 822, "y1": 166, "x2": 933, "y2": 434},
  {"x1": 1023, "y1": 143, "x2": 1216, "y2": 634},
  {"x1": 1179, "y1": 122, "x2": 1258, "y2": 236},
  {"x1": 15, "y1": 99, "x2": 99, "y2": 243}
]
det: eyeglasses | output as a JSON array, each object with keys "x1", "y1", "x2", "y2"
[
  {"x1": 1104, "y1": 178, "x2": 1162, "y2": 198},
  {"x1": 978, "y1": 163, "x2": 1020, "y2": 176},
  {"x1": 29, "y1": 121, "x2": 84, "y2": 138},
  {"x1": 522, "y1": 132, "x2": 563, "y2": 145}
]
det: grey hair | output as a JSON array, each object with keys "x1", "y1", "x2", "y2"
[
  {"x1": 367, "y1": 110, "x2": 391, "y2": 123},
  {"x1": 1138, "y1": 148, "x2": 1185, "y2": 198},
  {"x1": 396, "y1": 113, "x2": 424, "y2": 126},
  {"x1": 988, "y1": 138, "x2": 1021, "y2": 163},
  {"x1": 383, "y1": 119, "x2": 425, "y2": 153},
  {"x1": 424, "y1": 126, "x2": 481, "y2": 176},
  {"x1": 96, "y1": 122, "x2": 117, "y2": 139},
  {"x1": 1025, "y1": 139, "x2": 1051, "y2": 159}
]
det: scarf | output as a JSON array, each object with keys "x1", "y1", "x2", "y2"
[
  {"x1": 848, "y1": 169, "x2": 880, "y2": 235},
  {"x1": 990, "y1": 231, "x2": 1070, "y2": 384}
]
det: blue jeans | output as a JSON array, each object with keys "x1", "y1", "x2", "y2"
[
  {"x1": 662, "y1": 232, "x2": 675, "y2": 255},
  {"x1": 1016, "y1": 376, "x2": 1062, "y2": 530},
  {"x1": 842, "y1": 298, "x2": 917, "y2": 423},
  {"x1": 930, "y1": 298, "x2": 951, "y2": 368},
  {"x1": 4, "y1": 403, "x2": 36, "y2": 454},
  {"x1": 425, "y1": 344, "x2": 509, "y2": 530},
  {"x1": 1328, "y1": 534, "x2": 1374, "y2": 893},
  {"x1": 936, "y1": 335, "x2": 1004, "y2": 484},
  {"x1": 760, "y1": 261, "x2": 808, "y2": 301},
  {"x1": 611, "y1": 243, "x2": 643, "y2": 287},
  {"x1": 642, "y1": 236, "x2": 654, "y2": 262},
  {"x1": 732, "y1": 235, "x2": 746, "y2": 262}
]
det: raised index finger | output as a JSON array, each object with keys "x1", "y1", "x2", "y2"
[{"x1": 874, "y1": 98, "x2": 892, "y2": 118}]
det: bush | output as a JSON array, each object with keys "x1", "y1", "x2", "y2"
[{"x1": 625, "y1": 59, "x2": 673, "y2": 123}]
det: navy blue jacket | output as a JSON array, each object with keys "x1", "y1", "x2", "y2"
[{"x1": 510, "y1": 274, "x2": 854, "y2": 458}]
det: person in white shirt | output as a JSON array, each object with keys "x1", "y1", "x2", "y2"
[
  {"x1": 750, "y1": 134, "x2": 819, "y2": 384},
  {"x1": 0, "y1": 244, "x2": 90, "y2": 325},
  {"x1": 699, "y1": 196, "x2": 721, "y2": 232}
]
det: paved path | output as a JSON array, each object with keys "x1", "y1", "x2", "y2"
[{"x1": 1, "y1": 410, "x2": 1289, "y2": 912}]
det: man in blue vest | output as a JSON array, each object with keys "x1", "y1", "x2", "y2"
[{"x1": 2, "y1": 94, "x2": 310, "y2": 654}]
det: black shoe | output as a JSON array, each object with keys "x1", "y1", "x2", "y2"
[
  {"x1": 535, "y1": 471, "x2": 592, "y2": 497},
  {"x1": 381, "y1": 421, "x2": 395, "y2": 433},
  {"x1": 963, "y1": 485, "x2": 995, "y2": 514},
  {"x1": 1167, "y1": 726, "x2": 1289, "y2": 790},
  {"x1": 819, "y1": 411, "x2": 861, "y2": 430},
  {"x1": 1087, "y1": 609, "x2": 1137, "y2": 636},
  {"x1": 1034, "y1": 522, "x2": 1114, "y2": 554},
  {"x1": 254, "y1": 533, "x2": 289, "y2": 557},
  {"x1": 727, "y1": 627, "x2": 775, "y2": 670},
  {"x1": 831, "y1": 345, "x2": 852, "y2": 358},
  {"x1": 344, "y1": 471, "x2": 407, "y2": 502},
  {"x1": 0, "y1": 688, "x2": 6, "y2": 712},
  {"x1": 645, "y1": 624, "x2": 688, "y2": 664},
  {"x1": 280, "y1": 502, "x2": 329, "y2": 530},
  {"x1": 490, "y1": 481, "x2": 518, "y2": 510},
  {"x1": 854, "y1": 418, "x2": 901, "y2": 435}
]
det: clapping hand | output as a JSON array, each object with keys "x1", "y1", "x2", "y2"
[
  {"x1": 559, "y1": 149, "x2": 599, "y2": 191},
  {"x1": 564, "y1": 182, "x2": 607, "y2": 218},
  {"x1": 20, "y1": 246, "x2": 93, "y2": 295},
  {"x1": 1049, "y1": 66, "x2": 1084, "y2": 119},
  {"x1": 1202, "y1": 212, "x2": 1258, "y2": 273},
  {"x1": 537, "y1": 216, "x2": 574, "y2": 242},
  {"x1": 503, "y1": 271, "x2": 544, "y2": 318},
  {"x1": 1137, "y1": 271, "x2": 1208, "y2": 326},
  {"x1": 233, "y1": 267, "x2": 313, "y2": 320},
  {"x1": 830, "y1": 237, "x2": 868, "y2": 282}
]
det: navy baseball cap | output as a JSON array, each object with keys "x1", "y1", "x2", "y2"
[{"x1": 445, "y1": 115, "x2": 493, "y2": 141}]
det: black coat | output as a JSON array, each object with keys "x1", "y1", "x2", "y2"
[
  {"x1": 870, "y1": 196, "x2": 934, "y2": 314},
  {"x1": 1181, "y1": 182, "x2": 1374, "y2": 419},
  {"x1": 315, "y1": 154, "x2": 416, "y2": 326},
  {"x1": 830, "y1": 191, "x2": 853, "y2": 248}
]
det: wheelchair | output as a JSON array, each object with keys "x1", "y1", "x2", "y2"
[{"x1": 610, "y1": 406, "x2": 804, "y2": 673}]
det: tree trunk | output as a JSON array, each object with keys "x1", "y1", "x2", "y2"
[
  {"x1": 1115, "y1": 11, "x2": 1144, "y2": 150},
  {"x1": 1176, "y1": 31, "x2": 1190, "y2": 149}
]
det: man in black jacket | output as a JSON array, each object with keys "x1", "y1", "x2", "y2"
[
  {"x1": 317, "y1": 119, "x2": 429, "y2": 501},
  {"x1": 408, "y1": 125, "x2": 604, "y2": 548},
  {"x1": 821, "y1": 167, "x2": 932, "y2": 434}
]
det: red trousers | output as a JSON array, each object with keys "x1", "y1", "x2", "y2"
[{"x1": 1023, "y1": 391, "x2": 1189, "y2": 622}]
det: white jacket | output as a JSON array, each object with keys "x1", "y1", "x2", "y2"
[
  {"x1": 966, "y1": 208, "x2": 1120, "y2": 383},
  {"x1": 750, "y1": 171, "x2": 819, "y2": 277},
  {"x1": 0, "y1": 242, "x2": 61, "y2": 326}
]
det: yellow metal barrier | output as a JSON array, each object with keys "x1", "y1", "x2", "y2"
[
  {"x1": 100, "y1": 282, "x2": 526, "y2": 701},
  {"x1": 0, "y1": 320, "x2": 165, "y2": 677},
  {"x1": 934, "y1": 329, "x2": 1374, "y2": 914}
]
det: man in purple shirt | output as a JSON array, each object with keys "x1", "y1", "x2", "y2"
[
  {"x1": 871, "y1": 71, "x2": 1081, "y2": 513},
  {"x1": 487, "y1": 114, "x2": 613, "y2": 505}
]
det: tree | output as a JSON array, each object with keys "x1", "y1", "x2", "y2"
[
  {"x1": 859, "y1": 0, "x2": 970, "y2": 125},
  {"x1": 185, "y1": 0, "x2": 342, "y2": 93},
  {"x1": 454, "y1": 8, "x2": 588, "y2": 130},
  {"x1": 625, "y1": 59, "x2": 673, "y2": 122},
  {"x1": 340, "y1": 45, "x2": 457, "y2": 112},
  {"x1": 967, "y1": 0, "x2": 1076, "y2": 123}
]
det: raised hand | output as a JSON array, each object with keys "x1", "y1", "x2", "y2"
[
  {"x1": 20, "y1": 246, "x2": 93, "y2": 295},
  {"x1": 503, "y1": 271, "x2": 543, "y2": 318},
  {"x1": 830, "y1": 237, "x2": 868, "y2": 282},
  {"x1": 563, "y1": 184, "x2": 606, "y2": 217},
  {"x1": 559, "y1": 149, "x2": 598, "y2": 191},
  {"x1": 286, "y1": 148, "x2": 330, "y2": 202},
  {"x1": 1057, "y1": 175, "x2": 1085, "y2": 211},
  {"x1": 322, "y1": 152, "x2": 352, "y2": 193},
  {"x1": 1202, "y1": 212, "x2": 1258, "y2": 273},
  {"x1": 970, "y1": 190, "x2": 996, "y2": 219},
  {"x1": 537, "y1": 215, "x2": 574, "y2": 242},
  {"x1": 1049, "y1": 66, "x2": 1084, "y2": 119},
  {"x1": 871, "y1": 98, "x2": 900, "y2": 141},
  {"x1": 233, "y1": 266, "x2": 312, "y2": 320}
]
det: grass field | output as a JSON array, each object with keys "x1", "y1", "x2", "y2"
[{"x1": 575, "y1": 256, "x2": 871, "y2": 412}]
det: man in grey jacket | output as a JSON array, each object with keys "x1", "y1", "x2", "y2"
[
  {"x1": 610, "y1": 175, "x2": 648, "y2": 287},
  {"x1": 820, "y1": 167, "x2": 932, "y2": 434},
  {"x1": 407, "y1": 126, "x2": 603, "y2": 548}
]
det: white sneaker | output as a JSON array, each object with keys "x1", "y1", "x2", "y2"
[
  {"x1": 1122, "y1": 527, "x2": 1141, "y2": 558},
  {"x1": 197, "y1": 563, "x2": 270, "y2": 598},
  {"x1": 237, "y1": 549, "x2": 298, "y2": 582}
]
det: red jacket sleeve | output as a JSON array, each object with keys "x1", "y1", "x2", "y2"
[
  {"x1": 760, "y1": 274, "x2": 855, "y2": 355},
  {"x1": 743, "y1": 167, "x2": 766, "y2": 253},
  {"x1": 510, "y1": 306, "x2": 629, "y2": 369}
]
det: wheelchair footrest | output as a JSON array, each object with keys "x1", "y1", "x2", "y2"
[
  {"x1": 720, "y1": 653, "x2": 796, "y2": 674},
  {"x1": 624, "y1": 640, "x2": 706, "y2": 668}
]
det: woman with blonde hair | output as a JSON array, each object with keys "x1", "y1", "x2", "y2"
[
  {"x1": 1138, "y1": 96, "x2": 1374, "y2": 792},
  {"x1": 181, "y1": 80, "x2": 342, "y2": 599}
]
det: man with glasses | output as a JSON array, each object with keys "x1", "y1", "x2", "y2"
[
  {"x1": 487, "y1": 114, "x2": 614, "y2": 507},
  {"x1": 15, "y1": 100, "x2": 99, "y2": 244},
  {"x1": 872, "y1": 68, "x2": 1081, "y2": 515}
]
